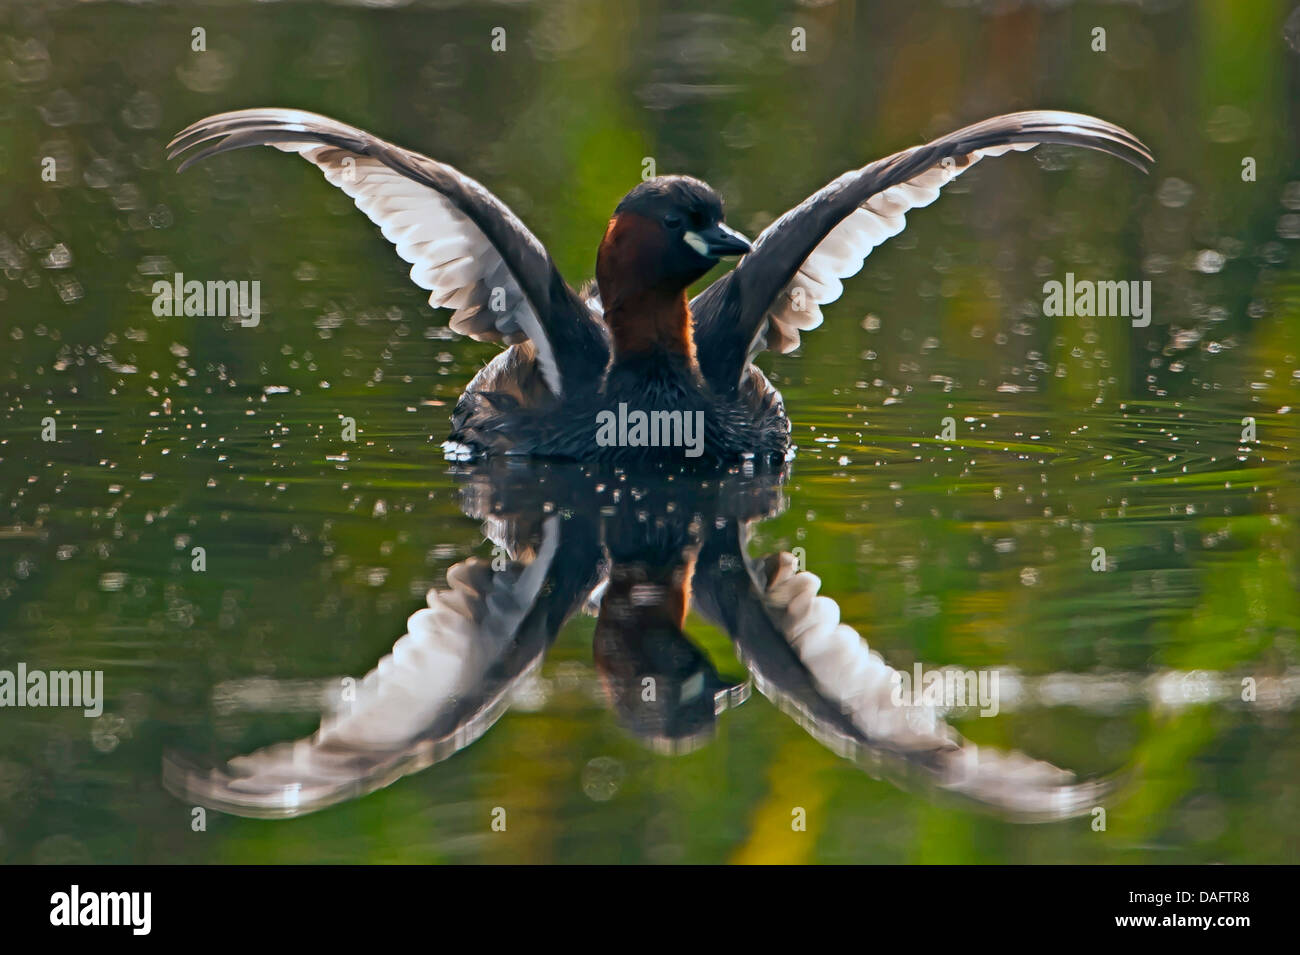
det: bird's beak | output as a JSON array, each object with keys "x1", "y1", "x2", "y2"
[{"x1": 687, "y1": 222, "x2": 752, "y2": 258}]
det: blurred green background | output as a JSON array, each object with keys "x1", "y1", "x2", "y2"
[{"x1": 0, "y1": 0, "x2": 1298, "y2": 863}]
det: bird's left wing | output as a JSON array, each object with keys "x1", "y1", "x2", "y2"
[
  {"x1": 163, "y1": 515, "x2": 603, "y2": 818},
  {"x1": 169, "y1": 108, "x2": 609, "y2": 396},
  {"x1": 691, "y1": 110, "x2": 1152, "y2": 394}
]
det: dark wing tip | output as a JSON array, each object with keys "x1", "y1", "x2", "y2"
[
  {"x1": 995, "y1": 109, "x2": 1154, "y2": 173},
  {"x1": 166, "y1": 108, "x2": 367, "y2": 172}
]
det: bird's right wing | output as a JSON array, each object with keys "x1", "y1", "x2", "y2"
[
  {"x1": 691, "y1": 525, "x2": 1116, "y2": 821},
  {"x1": 691, "y1": 111, "x2": 1152, "y2": 394},
  {"x1": 169, "y1": 109, "x2": 609, "y2": 396}
]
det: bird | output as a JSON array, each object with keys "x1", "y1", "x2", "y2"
[{"x1": 168, "y1": 108, "x2": 1152, "y2": 468}]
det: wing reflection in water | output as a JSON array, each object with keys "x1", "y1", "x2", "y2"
[{"x1": 165, "y1": 461, "x2": 1116, "y2": 821}]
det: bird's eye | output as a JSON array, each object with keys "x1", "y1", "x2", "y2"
[{"x1": 664, "y1": 214, "x2": 683, "y2": 229}]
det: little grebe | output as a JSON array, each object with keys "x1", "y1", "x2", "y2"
[{"x1": 170, "y1": 109, "x2": 1151, "y2": 468}]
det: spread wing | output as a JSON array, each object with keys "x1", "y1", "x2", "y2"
[
  {"x1": 168, "y1": 108, "x2": 609, "y2": 396},
  {"x1": 691, "y1": 111, "x2": 1152, "y2": 394},
  {"x1": 691, "y1": 525, "x2": 1116, "y2": 821},
  {"x1": 163, "y1": 516, "x2": 604, "y2": 818}
]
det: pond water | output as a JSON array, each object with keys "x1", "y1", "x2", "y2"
[{"x1": 1, "y1": 0, "x2": 1298, "y2": 863}]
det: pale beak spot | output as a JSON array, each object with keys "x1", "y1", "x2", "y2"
[{"x1": 683, "y1": 230, "x2": 709, "y2": 256}]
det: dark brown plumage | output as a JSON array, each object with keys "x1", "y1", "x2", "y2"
[{"x1": 169, "y1": 108, "x2": 1152, "y2": 469}]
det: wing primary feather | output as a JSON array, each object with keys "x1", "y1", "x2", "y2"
[
  {"x1": 692, "y1": 110, "x2": 1152, "y2": 393},
  {"x1": 170, "y1": 108, "x2": 609, "y2": 397}
]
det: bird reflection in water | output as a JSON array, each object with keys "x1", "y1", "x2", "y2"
[{"x1": 165, "y1": 463, "x2": 1111, "y2": 822}]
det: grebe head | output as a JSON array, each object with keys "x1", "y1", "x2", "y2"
[{"x1": 597, "y1": 176, "x2": 751, "y2": 298}]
